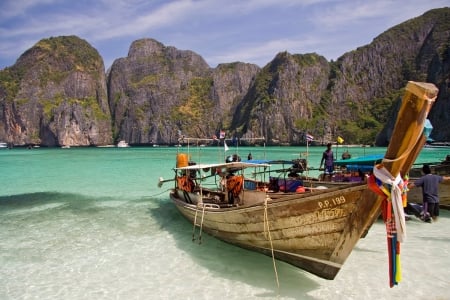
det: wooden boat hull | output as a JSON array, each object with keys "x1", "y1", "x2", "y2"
[{"x1": 171, "y1": 184, "x2": 381, "y2": 280}]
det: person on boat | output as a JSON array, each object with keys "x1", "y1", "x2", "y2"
[
  {"x1": 408, "y1": 164, "x2": 450, "y2": 222},
  {"x1": 341, "y1": 151, "x2": 351, "y2": 160},
  {"x1": 320, "y1": 143, "x2": 334, "y2": 180},
  {"x1": 226, "y1": 154, "x2": 241, "y2": 163}
]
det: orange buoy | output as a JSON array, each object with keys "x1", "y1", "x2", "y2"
[{"x1": 296, "y1": 186, "x2": 305, "y2": 193}]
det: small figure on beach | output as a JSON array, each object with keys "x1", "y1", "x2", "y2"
[
  {"x1": 408, "y1": 164, "x2": 450, "y2": 222},
  {"x1": 320, "y1": 143, "x2": 334, "y2": 180}
]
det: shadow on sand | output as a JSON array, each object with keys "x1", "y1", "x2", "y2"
[{"x1": 148, "y1": 199, "x2": 321, "y2": 299}]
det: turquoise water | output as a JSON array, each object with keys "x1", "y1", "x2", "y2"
[{"x1": 1, "y1": 146, "x2": 449, "y2": 299}]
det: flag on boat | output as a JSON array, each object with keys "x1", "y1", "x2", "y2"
[
  {"x1": 306, "y1": 133, "x2": 314, "y2": 142},
  {"x1": 224, "y1": 141, "x2": 229, "y2": 152},
  {"x1": 219, "y1": 130, "x2": 226, "y2": 139},
  {"x1": 337, "y1": 136, "x2": 344, "y2": 144}
]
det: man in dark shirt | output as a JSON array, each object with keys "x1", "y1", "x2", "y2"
[
  {"x1": 408, "y1": 164, "x2": 450, "y2": 222},
  {"x1": 320, "y1": 143, "x2": 334, "y2": 181}
]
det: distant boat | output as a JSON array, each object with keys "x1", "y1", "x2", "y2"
[
  {"x1": 424, "y1": 142, "x2": 450, "y2": 148},
  {"x1": 117, "y1": 140, "x2": 130, "y2": 148},
  {"x1": 0, "y1": 142, "x2": 7, "y2": 149}
]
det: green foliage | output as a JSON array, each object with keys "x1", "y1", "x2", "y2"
[
  {"x1": 40, "y1": 95, "x2": 108, "y2": 121},
  {"x1": 292, "y1": 53, "x2": 322, "y2": 67},
  {"x1": 218, "y1": 62, "x2": 239, "y2": 73},
  {"x1": 171, "y1": 77, "x2": 214, "y2": 135},
  {"x1": 41, "y1": 94, "x2": 64, "y2": 120},
  {"x1": 369, "y1": 95, "x2": 400, "y2": 125},
  {"x1": 253, "y1": 69, "x2": 274, "y2": 106},
  {"x1": 133, "y1": 74, "x2": 160, "y2": 88},
  {"x1": 336, "y1": 90, "x2": 401, "y2": 144},
  {"x1": 35, "y1": 36, "x2": 102, "y2": 73},
  {"x1": 0, "y1": 66, "x2": 26, "y2": 101},
  {"x1": 338, "y1": 119, "x2": 377, "y2": 145}
]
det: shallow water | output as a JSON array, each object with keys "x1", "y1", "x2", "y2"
[{"x1": 0, "y1": 146, "x2": 449, "y2": 299}]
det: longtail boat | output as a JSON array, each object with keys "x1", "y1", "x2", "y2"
[{"x1": 161, "y1": 81, "x2": 438, "y2": 280}]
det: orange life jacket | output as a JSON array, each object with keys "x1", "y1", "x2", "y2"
[{"x1": 227, "y1": 175, "x2": 243, "y2": 197}]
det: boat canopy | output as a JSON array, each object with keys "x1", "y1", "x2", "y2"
[
  {"x1": 335, "y1": 154, "x2": 384, "y2": 172},
  {"x1": 174, "y1": 161, "x2": 270, "y2": 171},
  {"x1": 244, "y1": 159, "x2": 295, "y2": 165}
]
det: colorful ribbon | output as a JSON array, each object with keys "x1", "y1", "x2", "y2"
[{"x1": 368, "y1": 165, "x2": 407, "y2": 287}]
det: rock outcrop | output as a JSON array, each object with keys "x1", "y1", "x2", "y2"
[
  {"x1": 0, "y1": 36, "x2": 112, "y2": 146},
  {"x1": 107, "y1": 38, "x2": 260, "y2": 145}
]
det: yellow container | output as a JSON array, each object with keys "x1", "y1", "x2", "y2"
[{"x1": 176, "y1": 153, "x2": 189, "y2": 168}]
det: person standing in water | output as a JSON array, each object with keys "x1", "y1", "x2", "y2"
[
  {"x1": 408, "y1": 164, "x2": 450, "y2": 222},
  {"x1": 320, "y1": 143, "x2": 334, "y2": 180}
]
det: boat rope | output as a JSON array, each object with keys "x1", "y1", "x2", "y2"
[
  {"x1": 263, "y1": 195, "x2": 280, "y2": 291},
  {"x1": 145, "y1": 188, "x2": 172, "y2": 198},
  {"x1": 192, "y1": 209, "x2": 199, "y2": 242},
  {"x1": 198, "y1": 204, "x2": 206, "y2": 244}
]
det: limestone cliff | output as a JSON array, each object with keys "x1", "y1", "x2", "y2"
[
  {"x1": 0, "y1": 36, "x2": 112, "y2": 146},
  {"x1": 330, "y1": 8, "x2": 450, "y2": 145},
  {"x1": 231, "y1": 52, "x2": 330, "y2": 145},
  {"x1": 107, "y1": 38, "x2": 259, "y2": 145}
]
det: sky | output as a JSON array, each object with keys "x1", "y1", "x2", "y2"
[{"x1": 0, "y1": 0, "x2": 448, "y2": 71}]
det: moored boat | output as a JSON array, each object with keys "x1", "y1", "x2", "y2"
[
  {"x1": 117, "y1": 140, "x2": 130, "y2": 148},
  {"x1": 161, "y1": 81, "x2": 438, "y2": 280},
  {"x1": 424, "y1": 142, "x2": 450, "y2": 148}
]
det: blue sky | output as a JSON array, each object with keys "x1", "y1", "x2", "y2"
[{"x1": 0, "y1": 0, "x2": 448, "y2": 70}]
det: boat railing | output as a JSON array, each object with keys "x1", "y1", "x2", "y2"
[{"x1": 198, "y1": 203, "x2": 221, "y2": 209}]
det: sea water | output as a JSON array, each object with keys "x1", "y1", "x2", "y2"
[{"x1": 0, "y1": 146, "x2": 449, "y2": 300}]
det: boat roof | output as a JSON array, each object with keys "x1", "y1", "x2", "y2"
[
  {"x1": 174, "y1": 161, "x2": 270, "y2": 171},
  {"x1": 244, "y1": 159, "x2": 295, "y2": 165},
  {"x1": 334, "y1": 154, "x2": 384, "y2": 166}
]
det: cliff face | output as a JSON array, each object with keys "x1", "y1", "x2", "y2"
[
  {"x1": 211, "y1": 62, "x2": 260, "y2": 129},
  {"x1": 107, "y1": 38, "x2": 260, "y2": 144},
  {"x1": 107, "y1": 38, "x2": 212, "y2": 144},
  {"x1": 1, "y1": 8, "x2": 449, "y2": 147},
  {"x1": 0, "y1": 36, "x2": 112, "y2": 146},
  {"x1": 231, "y1": 52, "x2": 330, "y2": 145},
  {"x1": 329, "y1": 8, "x2": 450, "y2": 145}
]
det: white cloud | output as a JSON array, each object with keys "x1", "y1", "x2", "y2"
[{"x1": 0, "y1": 0, "x2": 448, "y2": 69}]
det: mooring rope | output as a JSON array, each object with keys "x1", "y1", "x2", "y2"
[
  {"x1": 263, "y1": 195, "x2": 280, "y2": 290},
  {"x1": 146, "y1": 188, "x2": 172, "y2": 198}
]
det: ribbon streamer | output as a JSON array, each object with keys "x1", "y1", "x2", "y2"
[{"x1": 369, "y1": 165, "x2": 407, "y2": 287}]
